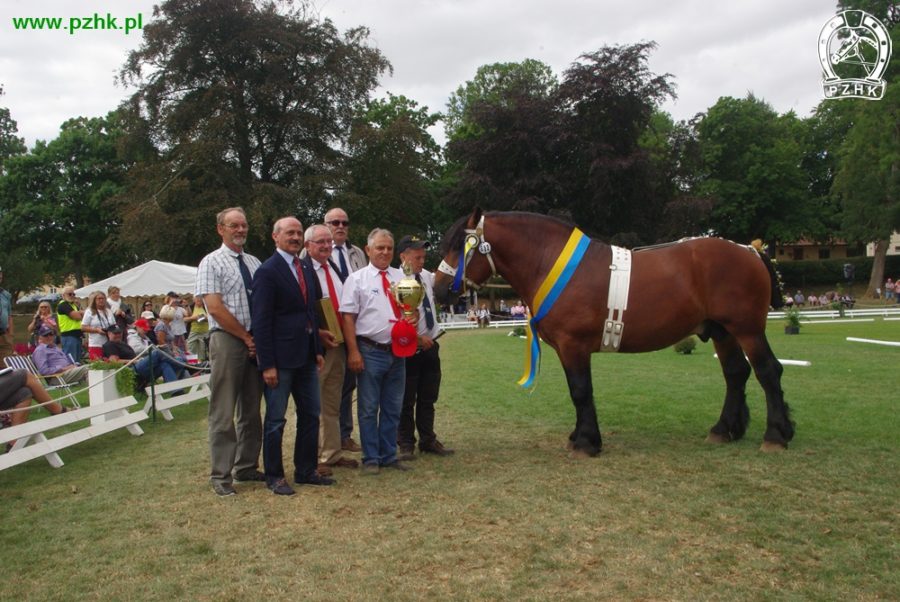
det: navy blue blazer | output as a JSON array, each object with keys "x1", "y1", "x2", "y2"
[{"x1": 251, "y1": 251, "x2": 322, "y2": 372}]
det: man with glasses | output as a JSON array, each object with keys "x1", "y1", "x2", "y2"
[
  {"x1": 56, "y1": 287, "x2": 84, "y2": 363},
  {"x1": 324, "y1": 207, "x2": 366, "y2": 454},
  {"x1": 196, "y1": 207, "x2": 264, "y2": 497},
  {"x1": 303, "y1": 223, "x2": 358, "y2": 476}
]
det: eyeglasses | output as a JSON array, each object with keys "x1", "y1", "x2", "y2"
[
  {"x1": 327, "y1": 220, "x2": 349, "y2": 227},
  {"x1": 223, "y1": 223, "x2": 248, "y2": 231},
  {"x1": 309, "y1": 238, "x2": 334, "y2": 245}
]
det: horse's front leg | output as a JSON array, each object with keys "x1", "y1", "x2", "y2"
[{"x1": 562, "y1": 357, "x2": 602, "y2": 456}]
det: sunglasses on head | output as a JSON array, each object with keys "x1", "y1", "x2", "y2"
[{"x1": 328, "y1": 220, "x2": 349, "y2": 227}]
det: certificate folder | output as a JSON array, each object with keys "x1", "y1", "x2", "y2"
[{"x1": 316, "y1": 299, "x2": 344, "y2": 344}]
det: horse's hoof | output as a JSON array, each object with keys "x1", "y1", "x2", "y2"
[
  {"x1": 705, "y1": 432, "x2": 731, "y2": 444},
  {"x1": 569, "y1": 448, "x2": 593, "y2": 459},
  {"x1": 759, "y1": 441, "x2": 787, "y2": 453}
]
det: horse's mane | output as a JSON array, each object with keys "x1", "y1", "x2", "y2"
[{"x1": 440, "y1": 211, "x2": 579, "y2": 255}]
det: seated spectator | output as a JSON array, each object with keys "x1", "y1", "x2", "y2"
[
  {"x1": 102, "y1": 325, "x2": 182, "y2": 385},
  {"x1": 139, "y1": 299, "x2": 158, "y2": 320},
  {"x1": 498, "y1": 299, "x2": 508, "y2": 316},
  {"x1": 155, "y1": 305, "x2": 183, "y2": 358},
  {"x1": 1, "y1": 368, "x2": 68, "y2": 449},
  {"x1": 510, "y1": 300, "x2": 527, "y2": 318},
  {"x1": 794, "y1": 290, "x2": 805, "y2": 306},
  {"x1": 127, "y1": 319, "x2": 152, "y2": 355},
  {"x1": 32, "y1": 326, "x2": 89, "y2": 385},
  {"x1": 466, "y1": 307, "x2": 477, "y2": 322},
  {"x1": 784, "y1": 295, "x2": 794, "y2": 307},
  {"x1": 27, "y1": 301, "x2": 59, "y2": 344},
  {"x1": 477, "y1": 303, "x2": 491, "y2": 328},
  {"x1": 885, "y1": 278, "x2": 895, "y2": 301},
  {"x1": 81, "y1": 291, "x2": 115, "y2": 360}
]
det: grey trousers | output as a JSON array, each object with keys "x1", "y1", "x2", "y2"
[{"x1": 208, "y1": 330, "x2": 262, "y2": 485}]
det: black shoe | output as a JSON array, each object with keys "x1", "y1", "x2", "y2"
[
  {"x1": 268, "y1": 478, "x2": 296, "y2": 496},
  {"x1": 382, "y1": 461, "x2": 414, "y2": 472},
  {"x1": 296, "y1": 473, "x2": 335, "y2": 486},
  {"x1": 420, "y1": 441, "x2": 455, "y2": 456},
  {"x1": 212, "y1": 482, "x2": 237, "y2": 497},
  {"x1": 233, "y1": 470, "x2": 266, "y2": 483}
]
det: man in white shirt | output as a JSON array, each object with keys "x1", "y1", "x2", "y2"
[
  {"x1": 340, "y1": 228, "x2": 414, "y2": 474},
  {"x1": 303, "y1": 224, "x2": 358, "y2": 475}
]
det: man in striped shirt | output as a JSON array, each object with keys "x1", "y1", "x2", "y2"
[{"x1": 195, "y1": 207, "x2": 264, "y2": 497}]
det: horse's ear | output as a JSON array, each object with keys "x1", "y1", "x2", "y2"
[{"x1": 467, "y1": 206, "x2": 482, "y2": 229}]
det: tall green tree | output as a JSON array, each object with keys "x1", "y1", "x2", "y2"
[
  {"x1": 694, "y1": 94, "x2": 812, "y2": 245},
  {"x1": 0, "y1": 113, "x2": 127, "y2": 286},
  {"x1": 0, "y1": 86, "x2": 26, "y2": 174},
  {"x1": 116, "y1": 0, "x2": 390, "y2": 261},
  {"x1": 444, "y1": 59, "x2": 558, "y2": 142},
  {"x1": 335, "y1": 93, "x2": 443, "y2": 240}
]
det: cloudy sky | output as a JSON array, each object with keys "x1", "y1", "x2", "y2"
[{"x1": 1, "y1": 0, "x2": 839, "y2": 148}]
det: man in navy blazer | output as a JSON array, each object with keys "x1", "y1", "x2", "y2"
[{"x1": 251, "y1": 216, "x2": 328, "y2": 496}]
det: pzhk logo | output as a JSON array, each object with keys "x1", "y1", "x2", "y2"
[{"x1": 819, "y1": 10, "x2": 891, "y2": 100}]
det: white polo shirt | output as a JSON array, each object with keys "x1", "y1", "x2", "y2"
[{"x1": 340, "y1": 263, "x2": 403, "y2": 344}]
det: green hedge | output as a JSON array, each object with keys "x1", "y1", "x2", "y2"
[{"x1": 776, "y1": 255, "x2": 900, "y2": 289}]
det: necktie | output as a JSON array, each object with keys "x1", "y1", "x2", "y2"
[
  {"x1": 322, "y1": 263, "x2": 340, "y2": 316},
  {"x1": 416, "y1": 273, "x2": 435, "y2": 330},
  {"x1": 336, "y1": 245, "x2": 349, "y2": 281},
  {"x1": 236, "y1": 254, "x2": 253, "y2": 308},
  {"x1": 380, "y1": 270, "x2": 401, "y2": 319},
  {"x1": 292, "y1": 256, "x2": 308, "y2": 304}
]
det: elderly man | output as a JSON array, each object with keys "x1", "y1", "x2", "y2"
[
  {"x1": 304, "y1": 223, "x2": 358, "y2": 476},
  {"x1": 340, "y1": 228, "x2": 416, "y2": 475},
  {"x1": 196, "y1": 207, "x2": 264, "y2": 497},
  {"x1": 32, "y1": 326, "x2": 89, "y2": 385},
  {"x1": 251, "y1": 217, "x2": 329, "y2": 496},
  {"x1": 324, "y1": 207, "x2": 366, "y2": 454},
  {"x1": 396, "y1": 235, "x2": 455, "y2": 460}
]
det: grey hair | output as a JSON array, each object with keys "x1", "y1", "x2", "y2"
[
  {"x1": 304, "y1": 224, "x2": 331, "y2": 240},
  {"x1": 367, "y1": 228, "x2": 394, "y2": 246},
  {"x1": 216, "y1": 206, "x2": 246, "y2": 225}
]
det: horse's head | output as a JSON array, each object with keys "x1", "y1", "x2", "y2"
[{"x1": 433, "y1": 207, "x2": 497, "y2": 304}]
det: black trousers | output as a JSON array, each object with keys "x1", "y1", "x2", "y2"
[{"x1": 398, "y1": 342, "x2": 441, "y2": 449}]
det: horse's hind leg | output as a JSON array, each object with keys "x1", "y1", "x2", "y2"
[
  {"x1": 708, "y1": 335, "x2": 752, "y2": 443},
  {"x1": 561, "y1": 355, "x2": 602, "y2": 457},
  {"x1": 738, "y1": 334, "x2": 795, "y2": 451}
]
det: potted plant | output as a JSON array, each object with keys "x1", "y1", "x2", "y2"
[{"x1": 783, "y1": 305, "x2": 801, "y2": 335}]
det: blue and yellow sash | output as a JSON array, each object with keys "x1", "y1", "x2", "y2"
[{"x1": 518, "y1": 228, "x2": 591, "y2": 388}]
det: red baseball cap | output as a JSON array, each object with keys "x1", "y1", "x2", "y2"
[
  {"x1": 391, "y1": 320, "x2": 418, "y2": 357},
  {"x1": 133, "y1": 318, "x2": 152, "y2": 331}
]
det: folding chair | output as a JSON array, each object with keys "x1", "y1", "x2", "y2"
[{"x1": 3, "y1": 355, "x2": 81, "y2": 408}]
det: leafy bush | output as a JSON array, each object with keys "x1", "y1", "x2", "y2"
[
  {"x1": 673, "y1": 336, "x2": 697, "y2": 354},
  {"x1": 89, "y1": 360, "x2": 137, "y2": 397}
]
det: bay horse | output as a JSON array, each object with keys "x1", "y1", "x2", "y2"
[{"x1": 433, "y1": 209, "x2": 794, "y2": 456}]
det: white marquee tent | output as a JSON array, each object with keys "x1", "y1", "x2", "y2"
[{"x1": 75, "y1": 260, "x2": 197, "y2": 298}]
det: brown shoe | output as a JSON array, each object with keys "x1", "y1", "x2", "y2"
[
  {"x1": 316, "y1": 464, "x2": 334, "y2": 477},
  {"x1": 420, "y1": 440, "x2": 455, "y2": 456},
  {"x1": 341, "y1": 438, "x2": 362, "y2": 452},
  {"x1": 397, "y1": 446, "x2": 416, "y2": 461},
  {"x1": 333, "y1": 457, "x2": 359, "y2": 468}
]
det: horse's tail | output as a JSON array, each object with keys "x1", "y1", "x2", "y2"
[{"x1": 756, "y1": 250, "x2": 785, "y2": 309}]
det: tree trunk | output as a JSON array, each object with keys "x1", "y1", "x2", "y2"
[{"x1": 867, "y1": 238, "x2": 888, "y2": 299}]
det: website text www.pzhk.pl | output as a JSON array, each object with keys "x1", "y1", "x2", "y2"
[{"x1": 11, "y1": 13, "x2": 144, "y2": 35}]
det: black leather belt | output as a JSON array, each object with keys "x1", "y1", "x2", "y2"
[{"x1": 357, "y1": 336, "x2": 391, "y2": 353}]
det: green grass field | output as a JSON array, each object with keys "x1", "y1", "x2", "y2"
[{"x1": 0, "y1": 319, "x2": 897, "y2": 601}]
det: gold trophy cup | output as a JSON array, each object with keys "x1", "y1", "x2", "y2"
[{"x1": 391, "y1": 262, "x2": 424, "y2": 319}]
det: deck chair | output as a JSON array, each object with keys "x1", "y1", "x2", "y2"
[{"x1": 3, "y1": 355, "x2": 81, "y2": 408}]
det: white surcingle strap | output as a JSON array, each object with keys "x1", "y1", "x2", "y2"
[{"x1": 602, "y1": 246, "x2": 632, "y2": 351}]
